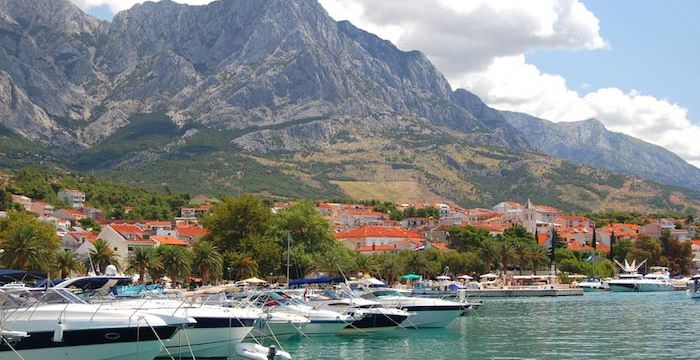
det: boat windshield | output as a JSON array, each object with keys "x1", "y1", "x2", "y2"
[
  {"x1": 362, "y1": 289, "x2": 406, "y2": 299},
  {"x1": 0, "y1": 288, "x2": 86, "y2": 308}
]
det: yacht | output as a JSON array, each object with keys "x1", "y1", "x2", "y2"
[
  {"x1": 232, "y1": 291, "x2": 356, "y2": 336},
  {"x1": 575, "y1": 277, "x2": 609, "y2": 292},
  {"x1": 307, "y1": 290, "x2": 411, "y2": 332},
  {"x1": 638, "y1": 266, "x2": 674, "y2": 292},
  {"x1": 54, "y1": 275, "x2": 260, "y2": 358},
  {"x1": 608, "y1": 260, "x2": 674, "y2": 292},
  {"x1": 687, "y1": 275, "x2": 700, "y2": 299},
  {"x1": 353, "y1": 279, "x2": 467, "y2": 328},
  {"x1": 0, "y1": 287, "x2": 192, "y2": 360}
]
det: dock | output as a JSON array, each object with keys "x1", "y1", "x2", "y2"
[{"x1": 461, "y1": 287, "x2": 583, "y2": 298}]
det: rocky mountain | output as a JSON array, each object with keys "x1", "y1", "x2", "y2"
[
  {"x1": 0, "y1": 0, "x2": 698, "y2": 213},
  {"x1": 502, "y1": 111, "x2": 700, "y2": 190}
]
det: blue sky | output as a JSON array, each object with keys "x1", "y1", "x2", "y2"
[{"x1": 528, "y1": 0, "x2": 700, "y2": 121}]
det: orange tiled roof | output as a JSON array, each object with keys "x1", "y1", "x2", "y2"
[
  {"x1": 691, "y1": 239, "x2": 700, "y2": 247},
  {"x1": 537, "y1": 233, "x2": 549, "y2": 245},
  {"x1": 146, "y1": 221, "x2": 172, "y2": 227},
  {"x1": 338, "y1": 209, "x2": 387, "y2": 217},
  {"x1": 152, "y1": 235, "x2": 187, "y2": 246},
  {"x1": 176, "y1": 225, "x2": 208, "y2": 237},
  {"x1": 567, "y1": 240, "x2": 593, "y2": 251},
  {"x1": 110, "y1": 224, "x2": 146, "y2": 235},
  {"x1": 69, "y1": 231, "x2": 98, "y2": 244},
  {"x1": 334, "y1": 226, "x2": 424, "y2": 240},
  {"x1": 595, "y1": 244, "x2": 611, "y2": 253}
]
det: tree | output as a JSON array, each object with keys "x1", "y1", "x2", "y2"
[
  {"x1": 513, "y1": 242, "x2": 531, "y2": 275},
  {"x1": 238, "y1": 235, "x2": 282, "y2": 278},
  {"x1": 78, "y1": 217, "x2": 101, "y2": 231},
  {"x1": 504, "y1": 225, "x2": 534, "y2": 243},
  {"x1": 659, "y1": 230, "x2": 694, "y2": 274},
  {"x1": 88, "y1": 239, "x2": 120, "y2": 273},
  {"x1": 495, "y1": 239, "x2": 516, "y2": 274},
  {"x1": 200, "y1": 194, "x2": 273, "y2": 252},
  {"x1": 274, "y1": 201, "x2": 336, "y2": 253},
  {"x1": 127, "y1": 247, "x2": 159, "y2": 283},
  {"x1": 448, "y1": 226, "x2": 492, "y2": 252},
  {"x1": 225, "y1": 252, "x2": 259, "y2": 279},
  {"x1": 192, "y1": 241, "x2": 223, "y2": 284},
  {"x1": 610, "y1": 239, "x2": 632, "y2": 263},
  {"x1": 0, "y1": 212, "x2": 58, "y2": 271},
  {"x1": 406, "y1": 250, "x2": 440, "y2": 277},
  {"x1": 549, "y1": 227, "x2": 564, "y2": 265},
  {"x1": 157, "y1": 245, "x2": 192, "y2": 284},
  {"x1": 529, "y1": 245, "x2": 548, "y2": 275},
  {"x1": 53, "y1": 251, "x2": 83, "y2": 278},
  {"x1": 627, "y1": 234, "x2": 662, "y2": 265},
  {"x1": 591, "y1": 225, "x2": 597, "y2": 250},
  {"x1": 479, "y1": 240, "x2": 499, "y2": 272},
  {"x1": 376, "y1": 253, "x2": 406, "y2": 285}
]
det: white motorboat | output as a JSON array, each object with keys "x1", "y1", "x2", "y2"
[
  {"x1": 307, "y1": 291, "x2": 410, "y2": 332},
  {"x1": 687, "y1": 275, "x2": 700, "y2": 299},
  {"x1": 353, "y1": 279, "x2": 466, "y2": 328},
  {"x1": 0, "y1": 288, "x2": 192, "y2": 360},
  {"x1": 576, "y1": 277, "x2": 609, "y2": 292},
  {"x1": 638, "y1": 266, "x2": 674, "y2": 292},
  {"x1": 236, "y1": 291, "x2": 356, "y2": 336},
  {"x1": 608, "y1": 260, "x2": 674, "y2": 292},
  {"x1": 54, "y1": 276, "x2": 259, "y2": 358}
]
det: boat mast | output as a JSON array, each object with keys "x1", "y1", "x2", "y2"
[{"x1": 286, "y1": 232, "x2": 291, "y2": 285}]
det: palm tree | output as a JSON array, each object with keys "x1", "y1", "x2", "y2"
[
  {"x1": 53, "y1": 251, "x2": 83, "y2": 278},
  {"x1": 514, "y1": 242, "x2": 531, "y2": 275},
  {"x1": 496, "y1": 240, "x2": 516, "y2": 275},
  {"x1": 529, "y1": 245, "x2": 548, "y2": 275},
  {"x1": 378, "y1": 253, "x2": 405, "y2": 285},
  {"x1": 232, "y1": 255, "x2": 259, "y2": 279},
  {"x1": 127, "y1": 247, "x2": 159, "y2": 283},
  {"x1": 0, "y1": 227, "x2": 52, "y2": 270},
  {"x1": 479, "y1": 240, "x2": 499, "y2": 272},
  {"x1": 88, "y1": 239, "x2": 120, "y2": 273},
  {"x1": 355, "y1": 254, "x2": 378, "y2": 276},
  {"x1": 158, "y1": 246, "x2": 192, "y2": 285},
  {"x1": 192, "y1": 241, "x2": 223, "y2": 284}
]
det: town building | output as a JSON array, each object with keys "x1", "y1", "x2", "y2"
[{"x1": 57, "y1": 189, "x2": 85, "y2": 209}]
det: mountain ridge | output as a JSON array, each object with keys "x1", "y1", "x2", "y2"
[
  {"x1": 502, "y1": 111, "x2": 700, "y2": 190},
  {"x1": 0, "y1": 0, "x2": 698, "y2": 213}
]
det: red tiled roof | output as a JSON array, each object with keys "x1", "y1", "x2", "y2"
[
  {"x1": 567, "y1": 240, "x2": 593, "y2": 251},
  {"x1": 537, "y1": 233, "x2": 549, "y2": 245},
  {"x1": 61, "y1": 209, "x2": 84, "y2": 216},
  {"x1": 110, "y1": 224, "x2": 147, "y2": 235},
  {"x1": 69, "y1": 231, "x2": 98, "y2": 244},
  {"x1": 334, "y1": 226, "x2": 424, "y2": 240},
  {"x1": 691, "y1": 239, "x2": 700, "y2": 247},
  {"x1": 152, "y1": 236, "x2": 187, "y2": 246},
  {"x1": 176, "y1": 225, "x2": 208, "y2": 237},
  {"x1": 146, "y1": 221, "x2": 172, "y2": 227},
  {"x1": 595, "y1": 244, "x2": 611, "y2": 253}
]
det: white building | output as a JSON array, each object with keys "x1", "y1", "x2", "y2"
[{"x1": 58, "y1": 189, "x2": 86, "y2": 209}]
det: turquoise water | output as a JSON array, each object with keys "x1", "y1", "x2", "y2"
[{"x1": 274, "y1": 292, "x2": 700, "y2": 359}]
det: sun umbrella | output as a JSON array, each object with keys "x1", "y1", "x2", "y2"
[
  {"x1": 436, "y1": 275, "x2": 451, "y2": 280},
  {"x1": 481, "y1": 273, "x2": 499, "y2": 279},
  {"x1": 242, "y1": 277, "x2": 267, "y2": 284},
  {"x1": 400, "y1": 273, "x2": 421, "y2": 280},
  {"x1": 457, "y1": 275, "x2": 473, "y2": 280}
]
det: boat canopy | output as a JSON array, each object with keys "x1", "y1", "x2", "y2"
[
  {"x1": 288, "y1": 276, "x2": 346, "y2": 286},
  {"x1": 0, "y1": 269, "x2": 47, "y2": 284}
]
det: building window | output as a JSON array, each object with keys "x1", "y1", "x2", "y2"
[
  {"x1": 113, "y1": 247, "x2": 118, "y2": 252},
  {"x1": 128, "y1": 246, "x2": 134, "y2": 252}
]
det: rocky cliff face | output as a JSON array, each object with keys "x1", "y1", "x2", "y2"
[
  {"x1": 502, "y1": 111, "x2": 700, "y2": 189},
  {"x1": 0, "y1": 0, "x2": 529, "y2": 149}
]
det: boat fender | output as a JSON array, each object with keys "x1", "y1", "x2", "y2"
[{"x1": 52, "y1": 322, "x2": 64, "y2": 342}]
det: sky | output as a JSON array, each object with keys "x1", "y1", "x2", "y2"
[{"x1": 71, "y1": 0, "x2": 700, "y2": 167}]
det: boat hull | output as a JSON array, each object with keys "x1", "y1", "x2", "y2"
[
  {"x1": 343, "y1": 313, "x2": 406, "y2": 332},
  {"x1": 637, "y1": 283, "x2": 674, "y2": 292},
  {"x1": 399, "y1": 307, "x2": 463, "y2": 328},
  {"x1": 162, "y1": 326, "x2": 252, "y2": 358},
  {"x1": 247, "y1": 321, "x2": 301, "y2": 340},
  {"x1": 300, "y1": 320, "x2": 348, "y2": 336}
]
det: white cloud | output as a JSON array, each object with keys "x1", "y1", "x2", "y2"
[{"x1": 321, "y1": 0, "x2": 700, "y2": 167}]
